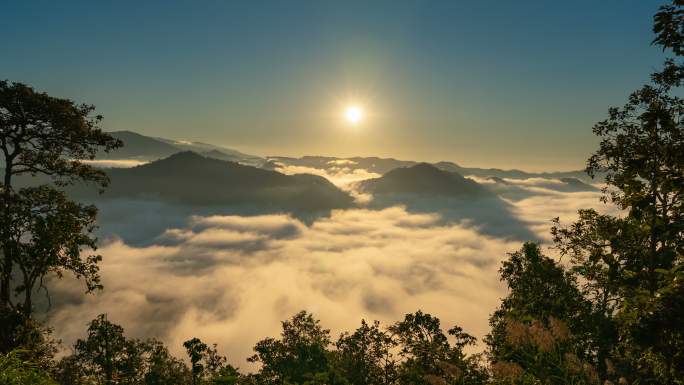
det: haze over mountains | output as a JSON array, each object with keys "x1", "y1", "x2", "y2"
[
  {"x1": 267, "y1": 156, "x2": 595, "y2": 183},
  {"x1": 0, "y1": 130, "x2": 601, "y2": 245},
  {"x1": 99, "y1": 130, "x2": 264, "y2": 166},
  {"x1": 98, "y1": 131, "x2": 596, "y2": 182},
  {"x1": 72, "y1": 151, "x2": 354, "y2": 211},
  {"x1": 79, "y1": 131, "x2": 600, "y2": 207},
  {"x1": 359, "y1": 163, "x2": 492, "y2": 197},
  {"x1": 35, "y1": 130, "x2": 611, "y2": 364}
]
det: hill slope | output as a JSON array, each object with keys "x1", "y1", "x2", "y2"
[
  {"x1": 98, "y1": 131, "x2": 263, "y2": 166},
  {"x1": 359, "y1": 163, "x2": 492, "y2": 197},
  {"x1": 71, "y1": 152, "x2": 354, "y2": 211}
]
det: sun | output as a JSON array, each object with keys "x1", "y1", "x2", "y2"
[{"x1": 344, "y1": 105, "x2": 364, "y2": 125}]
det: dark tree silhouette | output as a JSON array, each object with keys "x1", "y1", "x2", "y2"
[
  {"x1": 0, "y1": 80, "x2": 121, "y2": 353},
  {"x1": 334, "y1": 320, "x2": 398, "y2": 385},
  {"x1": 545, "y1": 2, "x2": 684, "y2": 382},
  {"x1": 389, "y1": 311, "x2": 485, "y2": 385},
  {"x1": 248, "y1": 311, "x2": 333, "y2": 384}
]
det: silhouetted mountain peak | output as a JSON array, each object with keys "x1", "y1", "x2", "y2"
[
  {"x1": 164, "y1": 150, "x2": 205, "y2": 161},
  {"x1": 386, "y1": 162, "x2": 443, "y2": 176},
  {"x1": 99, "y1": 131, "x2": 264, "y2": 166},
  {"x1": 360, "y1": 163, "x2": 490, "y2": 197},
  {"x1": 73, "y1": 151, "x2": 354, "y2": 210}
]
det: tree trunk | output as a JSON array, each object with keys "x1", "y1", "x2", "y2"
[{"x1": 0, "y1": 165, "x2": 13, "y2": 309}]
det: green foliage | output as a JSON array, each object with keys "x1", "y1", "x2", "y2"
[
  {"x1": 59, "y1": 314, "x2": 192, "y2": 385},
  {"x1": 486, "y1": 243, "x2": 594, "y2": 369},
  {"x1": 185, "y1": 338, "x2": 210, "y2": 385},
  {"x1": 6, "y1": 186, "x2": 101, "y2": 316},
  {"x1": 248, "y1": 311, "x2": 485, "y2": 385},
  {"x1": 333, "y1": 320, "x2": 397, "y2": 385},
  {"x1": 142, "y1": 339, "x2": 191, "y2": 385},
  {"x1": 0, "y1": 350, "x2": 57, "y2": 385},
  {"x1": 0, "y1": 80, "x2": 121, "y2": 354},
  {"x1": 551, "y1": 76, "x2": 684, "y2": 383},
  {"x1": 211, "y1": 365, "x2": 242, "y2": 385},
  {"x1": 0, "y1": 80, "x2": 122, "y2": 188},
  {"x1": 184, "y1": 337, "x2": 227, "y2": 385},
  {"x1": 249, "y1": 311, "x2": 332, "y2": 384},
  {"x1": 389, "y1": 311, "x2": 484, "y2": 385},
  {"x1": 489, "y1": 318, "x2": 601, "y2": 385},
  {"x1": 71, "y1": 314, "x2": 139, "y2": 385},
  {"x1": 537, "y1": 3, "x2": 684, "y2": 383}
]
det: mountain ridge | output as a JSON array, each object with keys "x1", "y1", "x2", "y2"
[
  {"x1": 268, "y1": 155, "x2": 595, "y2": 182},
  {"x1": 98, "y1": 131, "x2": 264, "y2": 166},
  {"x1": 69, "y1": 151, "x2": 354, "y2": 211},
  {"x1": 358, "y1": 163, "x2": 492, "y2": 197}
]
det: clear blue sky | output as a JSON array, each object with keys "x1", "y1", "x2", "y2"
[{"x1": 1, "y1": 0, "x2": 667, "y2": 170}]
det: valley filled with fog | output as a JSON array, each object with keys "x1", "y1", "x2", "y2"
[{"x1": 38, "y1": 131, "x2": 615, "y2": 367}]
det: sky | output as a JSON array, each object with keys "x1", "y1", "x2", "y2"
[{"x1": 1, "y1": 0, "x2": 668, "y2": 170}]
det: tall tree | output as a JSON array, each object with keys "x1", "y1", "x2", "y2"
[
  {"x1": 184, "y1": 338, "x2": 208, "y2": 385},
  {"x1": 7, "y1": 186, "x2": 100, "y2": 317},
  {"x1": 0, "y1": 80, "x2": 121, "y2": 354},
  {"x1": 549, "y1": 2, "x2": 684, "y2": 382},
  {"x1": 553, "y1": 83, "x2": 684, "y2": 383},
  {"x1": 72, "y1": 314, "x2": 134, "y2": 385}
]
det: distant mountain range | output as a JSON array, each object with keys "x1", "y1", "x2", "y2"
[
  {"x1": 69, "y1": 152, "x2": 354, "y2": 211},
  {"x1": 93, "y1": 131, "x2": 596, "y2": 183},
  {"x1": 5, "y1": 149, "x2": 558, "y2": 241},
  {"x1": 266, "y1": 156, "x2": 416, "y2": 175},
  {"x1": 99, "y1": 131, "x2": 264, "y2": 166},
  {"x1": 267, "y1": 156, "x2": 597, "y2": 183},
  {"x1": 432, "y1": 162, "x2": 598, "y2": 183}
]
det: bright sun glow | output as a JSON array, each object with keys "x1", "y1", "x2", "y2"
[{"x1": 344, "y1": 105, "x2": 364, "y2": 125}]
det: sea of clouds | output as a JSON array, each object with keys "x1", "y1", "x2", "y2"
[{"x1": 45, "y1": 167, "x2": 617, "y2": 369}]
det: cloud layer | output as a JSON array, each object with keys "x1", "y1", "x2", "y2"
[
  {"x1": 45, "y1": 170, "x2": 615, "y2": 370},
  {"x1": 273, "y1": 162, "x2": 382, "y2": 190},
  {"x1": 49, "y1": 208, "x2": 520, "y2": 366}
]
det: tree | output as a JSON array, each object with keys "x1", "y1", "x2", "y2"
[
  {"x1": 389, "y1": 311, "x2": 485, "y2": 385},
  {"x1": 0, "y1": 349, "x2": 57, "y2": 385},
  {"x1": 485, "y1": 244, "x2": 613, "y2": 384},
  {"x1": 185, "y1": 338, "x2": 209, "y2": 385},
  {"x1": 552, "y1": 85, "x2": 684, "y2": 382},
  {"x1": 7, "y1": 186, "x2": 100, "y2": 317},
  {"x1": 249, "y1": 311, "x2": 332, "y2": 384},
  {"x1": 486, "y1": 243, "x2": 596, "y2": 374},
  {"x1": 489, "y1": 318, "x2": 604, "y2": 385},
  {"x1": 0, "y1": 80, "x2": 121, "y2": 353},
  {"x1": 334, "y1": 320, "x2": 398, "y2": 385},
  {"x1": 142, "y1": 338, "x2": 191, "y2": 385},
  {"x1": 60, "y1": 315, "x2": 197, "y2": 385},
  {"x1": 547, "y1": 3, "x2": 684, "y2": 382},
  {"x1": 211, "y1": 365, "x2": 242, "y2": 385},
  {"x1": 70, "y1": 314, "x2": 140, "y2": 385},
  {"x1": 0, "y1": 310, "x2": 57, "y2": 371},
  {"x1": 652, "y1": 0, "x2": 684, "y2": 88},
  {"x1": 184, "y1": 337, "x2": 228, "y2": 385}
]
